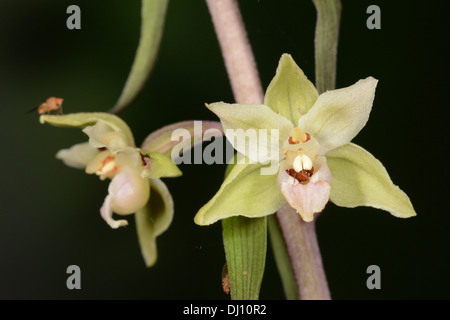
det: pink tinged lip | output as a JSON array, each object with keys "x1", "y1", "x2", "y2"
[
  {"x1": 277, "y1": 157, "x2": 332, "y2": 222},
  {"x1": 100, "y1": 166, "x2": 150, "y2": 228}
]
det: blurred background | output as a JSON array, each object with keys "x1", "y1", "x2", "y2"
[{"x1": 0, "y1": 0, "x2": 448, "y2": 299}]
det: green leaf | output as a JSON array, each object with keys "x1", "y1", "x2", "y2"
[
  {"x1": 222, "y1": 216, "x2": 267, "y2": 300},
  {"x1": 313, "y1": 0, "x2": 342, "y2": 93},
  {"x1": 40, "y1": 112, "x2": 135, "y2": 147},
  {"x1": 298, "y1": 77, "x2": 378, "y2": 154},
  {"x1": 326, "y1": 143, "x2": 416, "y2": 218},
  {"x1": 267, "y1": 215, "x2": 298, "y2": 300},
  {"x1": 135, "y1": 178, "x2": 174, "y2": 267},
  {"x1": 194, "y1": 159, "x2": 285, "y2": 226},
  {"x1": 110, "y1": 0, "x2": 169, "y2": 113},
  {"x1": 141, "y1": 120, "x2": 223, "y2": 157},
  {"x1": 264, "y1": 53, "x2": 319, "y2": 122},
  {"x1": 145, "y1": 152, "x2": 182, "y2": 178},
  {"x1": 206, "y1": 102, "x2": 293, "y2": 162}
]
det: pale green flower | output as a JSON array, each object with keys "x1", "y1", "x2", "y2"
[
  {"x1": 40, "y1": 112, "x2": 181, "y2": 266},
  {"x1": 195, "y1": 54, "x2": 416, "y2": 225}
]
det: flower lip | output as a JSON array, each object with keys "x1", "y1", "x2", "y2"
[{"x1": 278, "y1": 156, "x2": 332, "y2": 222}]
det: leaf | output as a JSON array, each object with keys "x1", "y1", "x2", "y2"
[
  {"x1": 326, "y1": 143, "x2": 416, "y2": 218},
  {"x1": 109, "y1": 0, "x2": 169, "y2": 113},
  {"x1": 222, "y1": 216, "x2": 267, "y2": 300},
  {"x1": 40, "y1": 112, "x2": 135, "y2": 147},
  {"x1": 194, "y1": 159, "x2": 285, "y2": 226},
  {"x1": 313, "y1": 0, "x2": 342, "y2": 93},
  {"x1": 264, "y1": 53, "x2": 319, "y2": 122},
  {"x1": 298, "y1": 77, "x2": 378, "y2": 154},
  {"x1": 135, "y1": 179, "x2": 174, "y2": 267}
]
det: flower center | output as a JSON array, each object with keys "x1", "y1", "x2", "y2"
[
  {"x1": 293, "y1": 153, "x2": 313, "y2": 172},
  {"x1": 140, "y1": 153, "x2": 151, "y2": 168},
  {"x1": 97, "y1": 155, "x2": 119, "y2": 176},
  {"x1": 282, "y1": 127, "x2": 319, "y2": 184},
  {"x1": 288, "y1": 127, "x2": 310, "y2": 144}
]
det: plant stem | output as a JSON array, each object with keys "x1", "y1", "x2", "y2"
[
  {"x1": 206, "y1": 0, "x2": 264, "y2": 105},
  {"x1": 276, "y1": 205, "x2": 330, "y2": 299}
]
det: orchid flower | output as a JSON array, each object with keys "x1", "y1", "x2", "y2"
[
  {"x1": 195, "y1": 54, "x2": 416, "y2": 225},
  {"x1": 40, "y1": 112, "x2": 181, "y2": 266}
]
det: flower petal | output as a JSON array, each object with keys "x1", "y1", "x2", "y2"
[
  {"x1": 140, "y1": 120, "x2": 224, "y2": 157},
  {"x1": 100, "y1": 195, "x2": 129, "y2": 229},
  {"x1": 100, "y1": 166, "x2": 151, "y2": 228},
  {"x1": 135, "y1": 179, "x2": 174, "y2": 267},
  {"x1": 83, "y1": 120, "x2": 129, "y2": 153},
  {"x1": 207, "y1": 102, "x2": 293, "y2": 162},
  {"x1": 298, "y1": 77, "x2": 378, "y2": 154},
  {"x1": 194, "y1": 159, "x2": 286, "y2": 225},
  {"x1": 40, "y1": 112, "x2": 135, "y2": 147},
  {"x1": 56, "y1": 142, "x2": 98, "y2": 169},
  {"x1": 277, "y1": 156, "x2": 332, "y2": 222},
  {"x1": 326, "y1": 143, "x2": 416, "y2": 218},
  {"x1": 143, "y1": 152, "x2": 182, "y2": 179},
  {"x1": 265, "y1": 53, "x2": 319, "y2": 124}
]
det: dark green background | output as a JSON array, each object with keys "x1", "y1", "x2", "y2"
[{"x1": 0, "y1": 0, "x2": 448, "y2": 299}]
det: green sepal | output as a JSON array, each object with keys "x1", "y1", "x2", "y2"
[
  {"x1": 135, "y1": 178, "x2": 173, "y2": 267},
  {"x1": 194, "y1": 158, "x2": 285, "y2": 226},
  {"x1": 145, "y1": 152, "x2": 182, "y2": 179},
  {"x1": 40, "y1": 112, "x2": 135, "y2": 147},
  {"x1": 326, "y1": 143, "x2": 416, "y2": 218},
  {"x1": 206, "y1": 102, "x2": 293, "y2": 162},
  {"x1": 264, "y1": 53, "x2": 319, "y2": 123}
]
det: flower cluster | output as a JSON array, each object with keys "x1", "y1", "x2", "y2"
[{"x1": 39, "y1": 54, "x2": 417, "y2": 266}]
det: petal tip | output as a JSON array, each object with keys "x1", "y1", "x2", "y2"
[
  {"x1": 361, "y1": 76, "x2": 379, "y2": 89},
  {"x1": 39, "y1": 115, "x2": 49, "y2": 124},
  {"x1": 193, "y1": 212, "x2": 208, "y2": 226}
]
